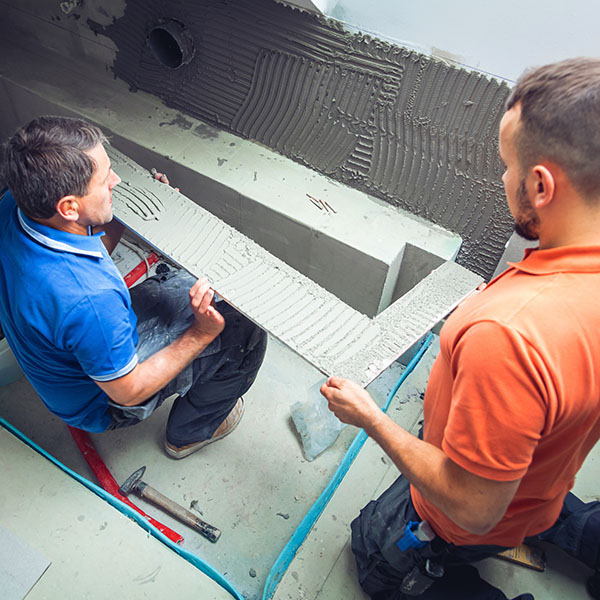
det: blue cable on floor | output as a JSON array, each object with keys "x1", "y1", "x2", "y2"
[
  {"x1": 1, "y1": 331, "x2": 432, "y2": 600},
  {"x1": 0, "y1": 417, "x2": 245, "y2": 600},
  {"x1": 262, "y1": 332, "x2": 434, "y2": 599}
]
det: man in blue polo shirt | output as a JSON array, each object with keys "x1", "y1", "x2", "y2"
[{"x1": 0, "y1": 115, "x2": 266, "y2": 458}]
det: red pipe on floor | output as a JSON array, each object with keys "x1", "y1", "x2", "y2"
[
  {"x1": 67, "y1": 426, "x2": 184, "y2": 544},
  {"x1": 68, "y1": 250, "x2": 184, "y2": 544}
]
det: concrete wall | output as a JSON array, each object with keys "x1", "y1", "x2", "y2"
[
  {"x1": 91, "y1": 0, "x2": 514, "y2": 280},
  {"x1": 0, "y1": 1, "x2": 463, "y2": 317}
]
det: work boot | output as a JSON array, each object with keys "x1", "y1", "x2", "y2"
[{"x1": 164, "y1": 397, "x2": 245, "y2": 459}]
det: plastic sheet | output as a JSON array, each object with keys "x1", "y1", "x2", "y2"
[{"x1": 290, "y1": 381, "x2": 345, "y2": 461}]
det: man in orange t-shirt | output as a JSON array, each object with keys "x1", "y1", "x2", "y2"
[{"x1": 321, "y1": 58, "x2": 600, "y2": 600}]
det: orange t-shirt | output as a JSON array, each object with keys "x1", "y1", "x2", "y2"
[{"x1": 411, "y1": 245, "x2": 600, "y2": 547}]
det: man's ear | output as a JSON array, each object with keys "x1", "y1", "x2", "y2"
[
  {"x1": 55, "y1": 195, "x2": 80, "y2": 221},
  {"x1": 530, "y1": 165, "x2": 555, "y2": 209}
]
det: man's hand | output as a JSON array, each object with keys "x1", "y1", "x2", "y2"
[
  {"x1": 320, "y1": 376, "x2": 383, "y2": 431},
  {"x1": 151, "y1": 168, "x2": 179, "y2": 192},
  {"x1": 188, "y1": 278, "x2": 225, "y2": 341}
]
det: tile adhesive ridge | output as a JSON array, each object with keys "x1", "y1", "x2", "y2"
[
  {"x1": 91, "y1": 0, "x2": 513, "y2": 280},
  {"x1": 109, "y1": 147, "x2": 482, "y2": 387}
]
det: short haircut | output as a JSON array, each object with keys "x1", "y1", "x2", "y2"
[
  {"x1": 506, "y1": 58, "x2": 600, "y2": 200},
  {"x1": 2, "y1": 116, "x2": 107, "y2": 218}
]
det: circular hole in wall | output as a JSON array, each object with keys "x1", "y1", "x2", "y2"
[
  {"x1": 149, "y1": 28, "x2": 183, "y2": 68},
  {"x1": 148, "y1": 19, "x2": 195, "y2": 69}
]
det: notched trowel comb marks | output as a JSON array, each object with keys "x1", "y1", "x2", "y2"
[
  {"x1": 109, "y1": 147, "x2": 167, "y2": 222},
  {"x1": 113, "y1": 181, "x2": 165, "y2": 221},
  {"x1": 108, "y1": 148, "x2": 482, "y2": 386}
]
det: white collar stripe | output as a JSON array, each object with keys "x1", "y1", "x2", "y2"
[{"x1": 18, "y1": 209, "x2": 103, "y2": 258}]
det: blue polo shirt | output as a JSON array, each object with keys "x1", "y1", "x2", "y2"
[{"x1": 0, "y1": 191, "x2": 138, "y2": 431}]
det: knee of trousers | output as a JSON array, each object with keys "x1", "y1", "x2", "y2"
[{"x1": 351, "y1": 510, "x2": 420, "y2": 596}]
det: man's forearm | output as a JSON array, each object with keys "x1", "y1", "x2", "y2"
[
  {"x1": 98, "y1": 325, "x2": 215, "y2": 406},
  {"x1": 364, "y1": 413, "x2": 471, "y2": 528},
  {"x1": 99, "y1": 278, "x2": 225, "y2": 407}
]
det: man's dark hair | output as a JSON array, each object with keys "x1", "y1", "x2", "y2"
[
  {"x1": 506, "y1": 57, "x2": 600, "y2": 200},
  {"x1": 2, "y1": 116, "x2": 107, "y2": 218}
]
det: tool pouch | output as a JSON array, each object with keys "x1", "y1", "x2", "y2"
[
  {"x1": 399, "y1": 555, "x2": 446, "y2": 596},
  {"x1": 352, "y1": 475, "x2": 447, "y2": 598},
  {"x1": 400, "y1": 564, "x2": 436, "y2": 596}
]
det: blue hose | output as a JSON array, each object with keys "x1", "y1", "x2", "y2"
[
  {"x1": 0, "y1": 417, "x2": 245, "y2": 600},
  {"x1": 262, "y1": 332, "x2": 434, "y2": 599},
  {"x1": 1, "y1": 332, "x2": 432, "y2": 600}
]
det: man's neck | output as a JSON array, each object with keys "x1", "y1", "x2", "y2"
[
  {"x1": 32, "y1": 214, "x2": 88, "y2": 236},
  {"x1": 538, "y1": 198, "x2": 600, "y2": 249}
]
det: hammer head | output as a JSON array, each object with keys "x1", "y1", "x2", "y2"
[{"x1": 118, "y1": 465, "x2": 146, "y2": 497}]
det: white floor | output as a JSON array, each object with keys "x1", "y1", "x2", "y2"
[{"x1": 0, "y1": 241, "x2": 597, "y2": 600}]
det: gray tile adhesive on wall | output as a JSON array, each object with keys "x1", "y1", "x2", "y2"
[
  {"x1": 109, "y1": 147, "x2": 482, "y2": 386},
  {"x1": 90, "y1": 0, "x2": 514, "y2": 281}
]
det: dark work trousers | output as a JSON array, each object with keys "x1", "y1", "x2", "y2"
[
  {"x1": 351, "y1": 474, "x2": 600, "y2": 600},
  {"x1": 105, "y1": 270, "x2": 267, "y2": 446}
]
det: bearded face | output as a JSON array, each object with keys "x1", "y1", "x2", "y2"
[{"x1": 513, "y1": 179, "x2": 540, "y2": 241}]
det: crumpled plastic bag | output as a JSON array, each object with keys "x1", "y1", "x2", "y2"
[{"x1": 290, "y1": 380, "x2": 346, "y2": 461}]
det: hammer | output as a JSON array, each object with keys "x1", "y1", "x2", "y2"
[{"x1": 119, "y1": 466, "x2": 221, "y2": 543}]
